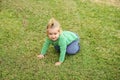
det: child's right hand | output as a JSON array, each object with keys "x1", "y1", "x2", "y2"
[{"x1": 37, "y1": 54, "x2": 44, "y2": 59}]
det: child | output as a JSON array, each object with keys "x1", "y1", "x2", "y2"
[{"x1": 37, "y1": 18, "x2": 80, "y2": 66}]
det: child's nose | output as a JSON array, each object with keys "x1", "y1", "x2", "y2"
[{"x1": 52, "y1": 36, "x2": 56, "y2": 38}]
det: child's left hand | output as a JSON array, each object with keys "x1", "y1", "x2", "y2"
[{"x1": 55, "y1": 62, "x2": 62, "y2": 66}]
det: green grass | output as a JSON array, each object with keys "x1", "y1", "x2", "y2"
[{"x1": 0, "y1": 0, "x2": 120, "y2": 80}]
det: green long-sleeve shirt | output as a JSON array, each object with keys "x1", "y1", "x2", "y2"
[{"x1": 40, "y1": 31, "x2": 78, "y2": 62}]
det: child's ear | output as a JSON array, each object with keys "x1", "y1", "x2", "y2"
[
  {"x1": 59, "y1": 28, "x2": 62, "y2": 33},
  {"x1": 58, "y1": 29, "x2": 60, "y2": 33}
]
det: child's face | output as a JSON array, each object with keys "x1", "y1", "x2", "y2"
[{"x1": 47, "y1": 28, "x2": 60, "y2": 41}]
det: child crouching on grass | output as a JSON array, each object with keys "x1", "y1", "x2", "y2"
[{"x1": 37, "y1": 18, "x2": 80, "y2": 66}]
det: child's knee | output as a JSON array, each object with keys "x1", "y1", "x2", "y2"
[{"x1": 66, "y1": 45, "x2": 80, "y2": 54}]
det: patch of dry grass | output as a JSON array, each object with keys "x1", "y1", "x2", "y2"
[{"x1": 90, "y1": 0, "x2": 120, "y2": 7}]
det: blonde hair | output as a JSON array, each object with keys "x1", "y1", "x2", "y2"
[{"x1": 46, "y1": 18, "x2": 62, "y2": 34}]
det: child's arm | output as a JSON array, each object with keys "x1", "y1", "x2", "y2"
[
  {"x1": 55, "y1": 51, "x2": 65, "y2": 66},
  {"x1": 37, "y1": 38, "x2": 50, "y2": 59},
  {"x1": 55, "y1": 39, "x2": 67, "y2": 66},
  {"x1": 40, "y1": 38, "x2": 50, "y2": 55}
]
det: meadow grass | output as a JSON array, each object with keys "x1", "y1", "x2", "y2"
[{"x1": 0, "y1": 0, "x2": 120, "y2": 80}]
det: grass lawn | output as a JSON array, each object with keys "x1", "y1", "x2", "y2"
[{"x1": 0, "y1": 0, "x2": 120, "y2": 80}]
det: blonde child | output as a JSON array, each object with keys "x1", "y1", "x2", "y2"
[{"x1": 37, "y1": 18, "x2": 80, "y2": 66}]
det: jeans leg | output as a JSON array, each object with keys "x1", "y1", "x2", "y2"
[
  {"x1": 66, "y1": 40, "x2": 80, "y2": 54},
  {"x1": 54, "y1": 45, "x2": 60, "y2": 52}
]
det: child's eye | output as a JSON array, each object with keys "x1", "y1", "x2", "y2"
[{"x1": 49, "y1": 33, "x2": 52, "y2": 35}]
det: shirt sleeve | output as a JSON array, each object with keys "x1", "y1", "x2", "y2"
[
  {"x1": 41, "y1": 38, "x2": 50, "y2": 55},
  {"x1": 59, "y1": 38, "x2": 67, "y2": 62}
]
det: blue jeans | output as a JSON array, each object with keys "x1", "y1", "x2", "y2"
[{"x1": 54, "y1": 39, "x2": 80, "y2": 54}]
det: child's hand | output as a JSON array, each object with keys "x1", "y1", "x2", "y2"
[
  {"x1": 55, "y1": 62, "x2": 62, "y2": 66},
  {"x1": 37, "y1": 54, "x2": 44, "y2": 59}
]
